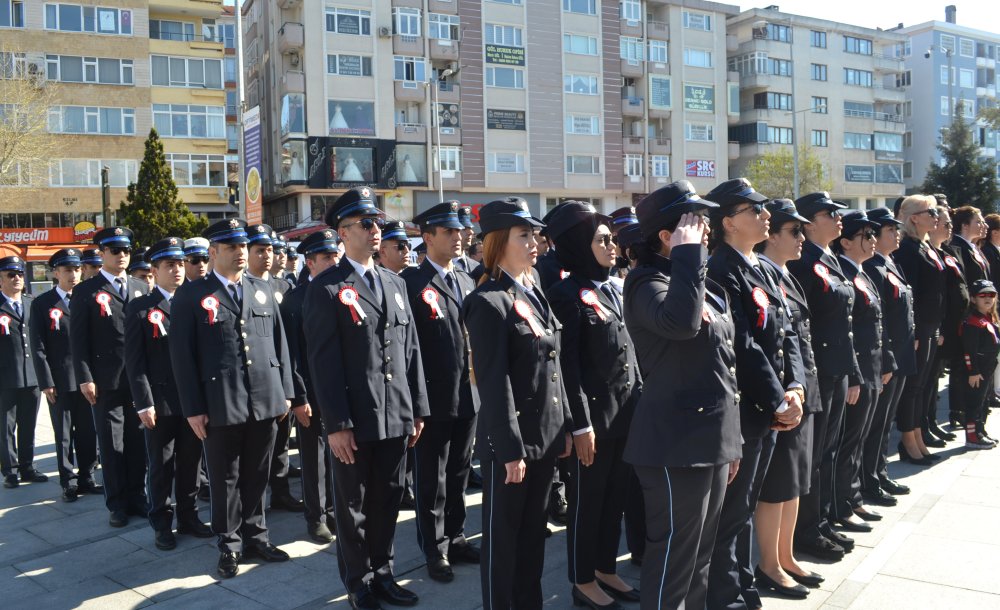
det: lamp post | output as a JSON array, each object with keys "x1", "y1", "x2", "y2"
[{"x1": 432, "y1": 68, "x2": 454, "y2": 202}]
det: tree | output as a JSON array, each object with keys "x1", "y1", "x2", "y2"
[
  {"x1": 118, "y1": 128, "x2": 207, "y2": 246},
  {"x1": 923, "y1": 100, "x2": 999, "y2": 214},
  {"x1": 0, "y1": 46, "x2": 58, "y2": 204},
  {"x1": 979, "y1": 106, "x2": 1000, "y2": 131},
  {"x1": 743, "y1": 146, "x2": 833, "y2": 200}
]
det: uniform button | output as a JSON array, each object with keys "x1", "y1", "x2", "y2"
[
  {"x1": 551, "y1": 373, "x2": 559, "y2": 381},
  {"x1": 848, "y1": 331, "x2": 854, "y2": 338},
  {"x1": 246, "y1": 360, "x2": 252, "y2": 365},
  {"x1": 546, "y1": 329, "x2": 553, "y2": 336},
  {"x1": 549, "y1": 350, "x2": 557, "y2": 359},
  {"x1": 552, "y1": 396, "x2": 559, "y2": 404},
  {"x1": 515, "y1": 411, "x2": 521, "y2": 416},
  {"x1": 385, "y1": 340, "x2": 392, "y2": 347},
  {"x1": 777, "y1": 349, "x2": 784, "y2": 358},
  {"x1": 622, "y1": 343, "x2": 628, "y2": 349},
  {"x1": 848, "y1": 315, "x2": 853, "y2": 322},
  {"x1": 735, "y1": 392, "x2": 741, "y2": 402},
  {"x1": 778, "y1": 329, "x2": 785, "y2": 338},
  {"x1": 623, "y1": 363, "x2": 629, "y2": 370},
  {"x1": 697, "y1": 407, "x2": 704, "y2": 412},
  {"x1": 386, "y1": 373, "x2": 393, "y2": 381},
  {"x1": 625, "y1": 382, "x2": 631, "y2": 388},
  {"x1": 823, "y1": 342, "x2": 828, "y2": 347},
  {"x1": 726, "y1": 339, "x2": 733, "y2": 347},
  {"x1": 211, "y1": 377, "x2": 216, "y2": 381},
  {"x1": 240, "y1": 319, "x2": 246, "y2": 325},
  {"x1": 385, "y1": 356, "x2": 392, "y2": 363},
  {"x1": 242, "y1": 332, "x2": 248, "y2": 338},
  {"x1": 878, "y1": 341, "x2": 883, "y2": 347},
  {"x1": 729, "y1": 366, "x2": 736, "y2": 376},
  {"x1": 385, "y1": 323, "x2": 390, "y2": 329}
]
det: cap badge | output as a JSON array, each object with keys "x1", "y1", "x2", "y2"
[
  {"x1": 114, "y1": 228, "x2": 123, "y2": 236},
  {"x1": 361, "y1": 187, "x2": 371, "y2": 198},
  {"x1": 323, "y1": 230, "x2": 333, "y2": 239},
  {"x1": 229, "y1": 218, "x2": 239, "y2": 228},
  {"x1": 11, "y1": 256, "x2": 18, "y2": 263},
  {"x1": 451, "y1": 202, "x2": 459, "y2": 211}
]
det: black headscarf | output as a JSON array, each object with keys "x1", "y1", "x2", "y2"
[{"x1": 553, "y1": 216, "x2": 611, "y2": 282}]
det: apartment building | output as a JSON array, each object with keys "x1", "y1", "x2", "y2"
[
  {"x1": 895, "y1": 6, "x2": 1000, "y2": 193},
  {"x1": 727, "y1": 7, "x2": 907, "y2": 209},
  {"x1": 243, "y1": 0, "x2": 740, "y2": 231}
]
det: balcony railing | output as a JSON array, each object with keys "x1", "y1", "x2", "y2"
[{"x1": 843, "y1": 109, "x2": 905, "y2": 123}]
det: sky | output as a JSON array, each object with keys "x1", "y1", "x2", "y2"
[{"x1": 743, "y1": 0, "x2": 1000, "y2": 32}]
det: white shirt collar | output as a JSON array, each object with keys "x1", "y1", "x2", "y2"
[
  {"x1": 100, "y1": 269, "x2": 126, "y2": 285},
  {"x1": 56, "y1": 286, "x2": 71, "y2": 300},
  {"x1": 157, "y1": 286, "x2": 174, "y2": 301},
  {"x1": 838, "y1": 254, "x2": 860, "y2": 272},
  {"x1": 426, "y1": 257, "x2": 452, "y2": 280},
  {"x1": 213, "y1": 270, "x2": 240, "y2": 289},
  {"x1": 345, "y1": 256, "x2": 374, "y2": 277}
]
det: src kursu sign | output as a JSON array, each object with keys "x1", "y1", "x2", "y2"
[
  {"x1": 685, "y1": 160, "x2": 716, "y2": 178},
  {"x1": 486, "y1": 109, "x2": 526, "y2": 130}
]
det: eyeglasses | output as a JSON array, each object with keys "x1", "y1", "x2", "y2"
[
  {"x1": 5, "y1": 271, "x2": 23, "y2": 278},
  {"x1": 108, "y1": 247, "x2": 132, "y2": 255},
  {"x1": 862, "y1": 230, "x2": 877, "y2": 240},
  {"x1": 727, "y1": 202, "x2": 766, "y2": 218},
  {"x1": 781, "y1": 226, "x2": 804, "y2": 238},
  {"x1": 342, "y1": 217, "x2": 383, "y2": 231},
  {"x1": 187, "y1": 256, "x2": 209, "y2": 264},
  {"x1": 395, "y1": 242, "x2": 411, "y2": 252},
  {"x1": 914, "y1": 208, "x2": 940, "y2": 219},
  {"x1": 594, "y1": 234, "x2": 614, "y2": 247}
]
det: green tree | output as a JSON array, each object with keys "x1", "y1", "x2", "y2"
[
  {"x1": 118, "y1": 128, "x2": 207, "y2": 246},
  {"x1": 923, "y1": 100, "x2": 999, "y2": 214},
  {"x1": 979, "y1": 106, "x2": 1000, "y2": 131},
  {"x1": 743, "y1": 146, "x2": 833, "y2": 200}
]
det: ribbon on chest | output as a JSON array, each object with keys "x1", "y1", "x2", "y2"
[
  {"x1": 513, "y1": 300, "x2": 544, "y2": 337},
  {"x1": 579, "y1": 288, "x2": 609, "y2": 321},
  {"x1": 339, "y1": 286, "x2": 366, "y2": 325},
  {"x1": 886, "y1": 272, "x2": 905, "y2": 298},
  {"x1": 96, "y1": 292, "x2": 113, "y2": 317},
  {"x1": 751, "y1": 287, "x2": 769, "y2": 329},
  {"x1": 49, "y1": 308, "x2": 63, "y2": 330},
  {"x1": 421, "y1": 287, "x2": 445, "y2": 320},
  {"x1": 148, "y1": 309, "x2": 167, "y2": 337},
  {"x1": 0, "y1": 314, "x2": 9, "y2": 335},
  {"x1": 813, "y1": 263, "x2": 833, "y2": 292},
  {"x1": 201, "y1": 295, "x2": 220, "y2": 325}
]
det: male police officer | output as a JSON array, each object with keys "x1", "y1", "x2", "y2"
[
  {"x1": 378, "y1": 221, "x2": 412, "y2": 274},
  {"x1": 183, "y1": 237, "x2": 211, "y2": 282},
  {"x1": 0, "y1": 256, "x2": 45, "y2": 489},
  {"x1": 284, "y1": 245, "x2": 300, "y2": 289},
  {"x1": 453, "y1": 206, "x2": 480, "y2": 277},
  {"x1": 71, "y1": 227, "x2": 150, "y2": 526},
  {"x1": 80, "y1": 248, "x2": 103, "y2": 280},
  {"x1": 128, "y1": 247, "x2": 154, "y2": 291},
  {"x1": 304, "y1": 187, "x2": 430, "y2": 609},
  {"x1": 404, "y1": 202, "x2": 481, "y2": 583},
  {"x1": 125, "y1": 238, "x2": 213, "y2": 550},
  {"x1": 30, "y1": 249, "x2": 100, "y2": 501},
  {"x1": 170, "y1": 219, "x2": 295, "y2": 578}
]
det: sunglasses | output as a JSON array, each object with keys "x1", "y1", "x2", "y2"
[
  {"x1": 781, "y1": 226, "x2": 804, "y2": 238},
  {"x1": 395, "y1": 242, "x2": 411, "y2": 252},
  {"x1": 187, "y1": 256, "x2": 209, "y2": 264},
  {"x1": 727, "y1": 202, "x2": 766, "y2": 218},
  {"x1": 914, "y1": 208, "x2": 940, "y2": 219},
  {"x1": 343, "y1": 217, "x2": 384, "y2": 231},
  {"x1": 108, "y1": 247, "x2": 132, "y2": 255},
  {"x1": 5, "y1": 271, "x2": 23, "y2": 278},
  {"x1": 594, "y1": 234, "x2": 614, "y2": 247}
]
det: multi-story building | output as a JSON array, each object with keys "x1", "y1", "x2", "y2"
[
  {"x1": 727, "y1": 7, "x2": 907, "y2": 209},
  {"x1": 895, "y1": 6, "x2": 1000, "y2": 194},
  {"x1": 243, "y1": 0, "x2": 740, "y2": 231},
  {"x1": 220, "y1": 4, "x2": 240, "y2": 205}
]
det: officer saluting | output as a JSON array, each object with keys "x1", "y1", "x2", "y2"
[
  {"x1": 124, "y1": 238, "x2": 213, "y2": 550},
  {"x1": 169, "y1": 218, "x2": 295, "y2": 578},
  {"x1": 70, "y1": 227, "x2": 150, "y2": 526},
  {"x1": 303, "y1": 188, "x2": 429, "y2": 609}
]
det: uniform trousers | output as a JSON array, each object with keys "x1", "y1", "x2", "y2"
[
  {"x1": 965, "y1": 366, "x2": 997, "y2": 426},
  {"x1": 412, "y1": 416, "x2": 476, "y2": 561},
  {"x1": 0, "y1": 387, "x2": 41, "y2": 477},
  {"x1": 636, "y1": 463, "x2": 727, "y2": 610},
  {"x1": 203, "y1": 416, "x2": 277, "y2": 553},
  {"x1": 707, "y1": 430, "x2": 776, "y2": 610},
  {"x1": 296, "y1": 411, "x2": 334, "y2": 527},
  {"x1": 624, "y1": 466, "x2": 647, "y2": 561},
  {"x1": 481, "y1": 454, "x2": 556, "y2": 610},
  {"x1": 566, "y1": 434, "x2": 629, "y2": 583},
  {"x1": 796, "y1": 375, "x2": 848, "y2": 542},
  {"x1": 269, "y1": 415, "x2": 292, "y2": 494},
  {"x1": 897, "y1": 335, "x2": 937, "y2": 432},
  {"x1": 145, "y1": 414, "x2": 203, "y2": 531},
  {"x1": 47, "y1": 390, "x2": 98, "y2": 487},
  {"x1": 833, "y1": 384, "x2": 879, "y2": 519},
  {"x1": 331, "y1": 435, "x2": 408, "y2": 594},
  {"x1": 861, "y1": 376, "x2": 905, "y2": 496},
  {"x1": 92, "y1": 388, "x2": 147, "y2": 512}
]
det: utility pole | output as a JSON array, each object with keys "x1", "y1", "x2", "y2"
[{"x1": 100, "y1": 165, "x2": 111, "y2": 226}]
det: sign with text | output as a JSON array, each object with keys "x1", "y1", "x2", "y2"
[
  {"x1": 845, "y1": 165, "x2": 875, "y2": 183},
  {"x1": 649, "y1": 76, "x2": 672, "y2": 110},
  {"x1": 685, "y1": 159, "x2": 716, "y2": 178},
  {"x1": 485, "y1": 44, "x2": 525, "y2": 66},
  {"x1": 243, "y1": 105, "x2": 262, "y2": 223},
  {"x1": 486, "y1": 109, "x2": 526, "y2": 130},
  {"x1": 683, "y1": 84, "x2": 715, "y2": 112}
]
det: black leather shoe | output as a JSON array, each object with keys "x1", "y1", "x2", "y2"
[
  {"x1": 550, "y1": 496, "x2": 569, "y2": 525},
  {"x1": 598, "y1": 581, "x2": 641, "y2": 602},
  {"x1": 921, "y1": 429, "x2": 946, "y2": 448},
  {"x1": 427, "y1": 557, "x2": 454, "y2": 582},
  {"x1": 4, "y1": 474, "x2": 19, "y2": 488},
  {"x1": 928, "y1": 422, "x2": 956, "y2": 441},
  {"x1": 571, "y1": 586, "x2": 623, "y2": 609},
  {"x1": 629, "y1": 554, "x2": 643, "y2": 567},
  {"x1": 62, "y1": 485, "x2": 79, "y2": 503},
  {"x1": 109, "y1": 510, "x2": 128, "y2": 528},
  {"x1": 862, "y1": 489, "x2": 898, "y2": 507},
  {"x1": 881, "y1": 478, "x2": 910, "y2": 495},
  {"x1": 217, "y1": 550, "x2": 241, "y2": 578},
  {"x1": 835, "y1": 517, "x2": 873, "y2": 533},
  {"x1": 371, "y1": 579, "x2": 419, "y2": 606},
  {"x1": 177, "y1": 521, "x2": 214, "y2": 538},
  {"x1": 467, "y1": 468, "x2": 483, "y2": 489},
  {"x1": 820, "y1": 524, "x2": 855, "y2": 550},
  {"x1": 244, "y1": 542, "x2": 289, "y2": 562},
  {"x1": 78, "y1": 479, "x2": 104, "y2": 495},
  {"x1": 853, "y1": 507, "x2": 883, "y2": 522},
  {"x1": 155, "y1": 529, "x2": 177, "y2": 550},
  {"x1": 448, "y1": 541, "x2": 481, "y2": 564},
  {"x1": 794, "y1": 536, "x2": 845, "y2": 561},
  {"x1": 307, "y1": 521, "x2": 335, "y2": 543},
  {"x1": 399, "y1": 491, "x2": 416, "y2": 511},
  {"x1": 754, "y1": 566, "x2": 809, "y2": 599},
  {"x1": 349, "y1": 584, "x2": 382, "y2": 610},
  {"x1": 270, "y1": 493, "x2": 305, "y2": 512},
  {"x1": 787, "y1": 570, "x2": 824, "y2": 588},
  {"x1": 898, "y1": 442, "x2": 934, "y2": 466},
  {"x1": 20, "y1": 468, "x2": 48, "y2": 483}
]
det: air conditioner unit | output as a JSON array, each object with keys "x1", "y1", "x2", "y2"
[
  {"x1": 27, "y1": 63, "x2": 39, "y2": 75},
  {"x1": 378, "y1": 26, "x2": 392, "y2": 38}
]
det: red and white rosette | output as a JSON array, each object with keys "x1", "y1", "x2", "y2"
[
  {"x1": 0, "y1": 314, "x2": 9, "y2": 335},
  {"x1": 513, "y1": 300, "x2": 543, "y2": 337},
  {"x1": 886, "y1": 272, "x2": 905, "y2": 298},
  {"x1": 49, "y1": 308, "x2": 63, "y2": 331},
  {"x1": 702, "y1": 303, "x2": 715, "y2": 324},
  {"x1": 751, "y1": 287, "x2": 769, "y2": 329},
  {"x1": 201, "y1": 295, "x2": 220, "y2": 325},
  {"x1": 148, "y1": 309, "x2": 167, "y2": 338},
  {"x1": 559, "y1": 269, "x2": 570, "y2": 280},
  {"x1": 96, "y1": 292, "x2": 113, "y2": 317},
  {"x1": 813, "y1": 263, "x2": 832, "y2": 292},
  {"x1": 338, "y1": 286, "x2": 366, "y2": 325},
  {"x1": 926, "y1": 248, "x2": 944, "y2": 271},
  {"x1": 943, "y1": 255, "x2": 961, "y2": 277},
  {"x1": 853, "y1": 276, "x2": 872, "y2": 305},
  {"x1": 579, "y1": 288, "x2": 608, "y2": 321},
  {"x1": 421, "y1": 288, "x2": 445, "y2": 319}
]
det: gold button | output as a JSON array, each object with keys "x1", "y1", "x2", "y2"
[
  {"x1": 549, "y1": 350, "x2": 557, "y2": 358},
  {"x1": 386, "y1": 373, "x2": 393, "y2": 381},
  {"x1": 551, "y1": 373, "x2": 558, "y2": 381}
]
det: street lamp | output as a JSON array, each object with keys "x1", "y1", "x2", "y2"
[
  {"x1": 926, "y1": 46, "x2": 954, "y2": 119},
  {"x1": 432, "y1": 68, "x2": 454, "y2": 202}
]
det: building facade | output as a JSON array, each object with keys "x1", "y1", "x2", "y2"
[{"x1": 727, "y1": 7, "x2": 907, "y2": 209}]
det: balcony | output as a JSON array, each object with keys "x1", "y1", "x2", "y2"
[
  {"x1": 647, "y1": 21, "x2": 669, "y2": 41},
  {"x1": 393, "y1": 35, "x2": 424, "y2": 56},
  {"x1": 978, "y1": 86, "x2": 997, "y2": 99},
  {"x1": 149, "y1": 0, "x2": 222, "y2": 18},
  {"x1": 395, "y1": 81, "x2": 426, "y2": 102},
  {"x1": 623, "y1": 175, "x2": 645, "y2": 193},
  {"x1": 430, "y1": 39, "x2": 460, "y2": 62},
  {"x1": 736, "y1": 38, "x2": 789, "y2": 57},
  {"x1": 728, "y1": 141, "x2": 740, "y2": 160},
  {"x1": 429, "y1": 0, "x2": 458, "y2": 14},
  {"x1": 621, "y1": 20, "x2": 642, "y2": 38},
  {"x1": 647, "y1": 61, "x2": 669, "y2": 75},
  {"x1": 648, "y1": 106, "x2": 671, "y2": 119},
  {"x1": 439, "y1": 127, "x2": 462, "y2": 146},
  {"x1": 873, "y1": 85, "x2": 905, "y2": 103},
  {"x1": 437, "y1": 83, "x2": 461, "y2": 103},
  {"x1": 873, "y1": 54, "x2": 903, "y2": 73},
  {"x1": 277, "y1": 22, "x2": 304, "y2": 55},
  {"x1": 392, "y1": 0, "x2": 423, "y2": 7},
  {"x1": 281, "y1": 70, "x2": 305, "y2": 94},
  {"x1": 977, "y1": 56, "x2": 997, "y2": 69},
  {"x1": 649, "y1": 138, "x2": 671, "y2": 154},
  {"x1": 622, "y1": 96, "x2": 645, "y2": 116},
  {"x1": 623, "y1": 136, "x2": 645, "y2": 153},
  {"x1": 395, "y1": 123, "x2": 427, "y2": 143},
  {"x1": 621, "y1": 58, "x2": 644, "y2": 78},
  {"x1": 983, "y1": 147, "x2": 997, "y2": 157},
  {"x1": 277, "y1": 0, "x2": 300, "y2": 8},
  {"x1": 727, "y1": 34, "x2": 738, "y2": 52},
  {"x1": 740, "y1": 72, "x2": 782, "y2": 91}
]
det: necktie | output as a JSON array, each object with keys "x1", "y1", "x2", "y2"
[
  {"x1": 65, "y1": 293, "x2": 72, "y2": 310},
  {"x1": 446, "y1": 272, "x2": 462, "y2": 302},
  {"x1": 229, "y1": 284, "x2": 242, "y2": 309},
  {"x1": 524, "y1": 287, "x2": 548, "y2": 319},
  {"x1": 12, "y1": 301, "x2": 21, "y2": 318},
  {"x1": 599, "y1": 283, "x2": 621, "y2": 317},
  {"x1": 364, "y1": 269, "x2": 380, "y2": 303}
]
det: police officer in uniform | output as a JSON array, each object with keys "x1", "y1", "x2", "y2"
[
  {"x1": 926, "y1": 205, "x2": 964, "y2": 446},
  {"x1": 284, "y1": 245, "x2": 300, "y2": 289},
  {"x1": 80, "y1": 248, "x2": 103, "y2": 280},
  {"x1": 30, "y1": 249, "x2": 100, "y2": 501},
  {"x1": 379, "y1": 220, "x2": 412, "y2": 274},
  {"x1": 0, "y1": 256, "x2": 46, "y2": 489},
  {"x1": 124, "y1": 238, "x2": 214, "y2": 550},
  {"x1": 404, "y1": 202, "x2": 481, "y2": 583},
  {"x1": 170, "y1": 218, "x2": 295, "y2": 578},
  {"x1": 71, "y1": 227, "x2": 150, "y2": 526},
  {"x1": 454, "y1": 205, "x2": 482, "y2": 278},
  {"x1": 272, "y1": 236, "x2": 289, "y2": 282},
  {"x1": 279, "y1": 229, "x2": 340, "y2": 544},
  {"x1": 128, "y1": 247, "x2": 154, "y2": 291},
  {"x1": 184, "y1": 237, "x2": 211, "y2": 282},
  {"x1": 535, "y1": 202, "x2": 568, "y2": 291},
  {"x1": 303, "y1": 188, "x2": 429, "y2": 609}
]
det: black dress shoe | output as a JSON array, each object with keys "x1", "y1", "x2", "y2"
[
  {"x1": 217, "y1": 550, "x2": 241, "y2": 578},
  {"x1": 881, "y1": 478, "x2": 910, "y2": 495},
  {"x1": 550, "y1": 496, "x2": 569, "y2": 525},
  {"x1": 399, "y1": 491, "x2": 416, "y2": 511},
  {"x1": 853, "y1": 507, "x2": 883, "y2": 522},
  {"x1": 20, "y1": 468, "x2": 48, "y2": 483},
  {"x1": 244, "y1": 542, "x2": 289, "y2": 562},
  {"x1": 307, "y1": 521, "x2": 335, "y2": 543},
  {"x1": 787, "y1": 570, "x2": 825, "y2": 588},
  {"x1": 629, "y1": 555, "x2": 643, "y2": 567},
  {"x1": 820, "y1": 525, "x2": 855, "y2": 550},
  {"x1": 835, "y1": 517, "x2": 873, "y2": 533},
  {"x1": 922, "y1": 452, "x2": 943, "y2": 462},
  {"x1": 371, "y1": 579, "x2": 419, "y2": 606},
  {"x1": 898, "y1": 442, "x2": 934, "y2": 466},
  {"x1": 109, "y1": 510, "x2": 129, "y2": 528},
  {"x1": 448, "y1": 541, "x2": 481, "y2": 564},
  {"x1": 862, "y1": 489, "x2": 898, "y2": 507},
  {"x1": 467, "y1": 468, "x2": 483, "y2": 489},
  {"x1": 794, "y1": 536, "x2": 845, "y2": 561},
  {"x1": 921, "y1": 430, "x2": 946, "y2": 448},
  {"x1": 349, "y1": 585, "x2": 383, "y2": 610},
  {"x1": 270, "y1": 493, "x2": 305, "y2": 512},
  {"x1": 78, "y1": 479, "x2": 104, "y2": 495},
  {"x1": 62, "y1": 485, "x2": 79, "y2": 503},
  {"x1": 155, "y1": 529, "x2": 177, "y2": 550},
  {"x1": 571, "y1": 586, "x2": 623, "y2": 609},
  {"x1": 753, "y1": 567, "x2": 809, "y2": 599},
  {"x1": 4, "y1": 474, "x2": 19, "y2": 488},
  {"x1": 928, "y1": 423, "x2": 956, "y2": 441},
  {"x1": 177, "y1": 521, "x2": 214, "y2": 538},
  {"x1": 427, "y1": 557, "x2": 454, "y2": 582},
  {"x1": 598, "y1": 581, "x2": 641, "y2": 602}
]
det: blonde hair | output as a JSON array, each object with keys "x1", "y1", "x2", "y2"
[{"x1": 899, "y1": 195, "x2": 937, "y2": 240}]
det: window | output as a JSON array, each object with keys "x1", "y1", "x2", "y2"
[
  {"x1": 767, "y1": 126, "x2": 793, "y2": 144},
  {"x1": 567, "y1": 155, "x2": 600, "y2": 174},
  {"x1": 621, "y1": 0, "x2": 641, "y2": 22},
  {"x1": 959, "y1": 38, "x2": 975, "y2": 58},
  {"x1": 728, "y1": 52, "x2": 768, "y2": 77},
  {"x1": 565, "y1": 115, "x2": 600, "y2": 134},
  {"x1": 328, "y1": 100, "x2": 373, "y2": 136},
  {"x1": 754, "y1": 92, "x2": 792, "y2": 110},
  {"x1": 651, "y1": 155, "x2": 670, "y2": 177},
  {"x1": 624, "y1": 154, "x2": 642, "y2": 177},
  {"x1": 684, "y1": 48, "x2": 712, "y2": 68},
  {"x1": 896, "y1": 70, "x2": 912, "y2": 87},
  {"x1": 438, "y1": 147, "x2": 460, "y2": 173},
  {"x1": 621, "y1": 37, "x2": 644, "y2": 63},
  {"x1": 904, "y1": 161, "x2": 913, "y2": 179},
  {"x1": 328, "y1": 54, "x2": 373, "y2": 77},
  {"x1": 392, "y1": 7, "x2": 421, "y2": 36},
  {"x1": 874, "y1": 131, "x2": 903, "y2": 156},
  {"x1": 48, "y1": 106, "x2": 135, "y2": 135},
  {"x1": 682, "y1": 11, "x2": 711, "y2": 31},
  {"x1": 959, "y1": 68, "x2": 975, "y2": 88},
  {"x1": 226, "y1": 91, "x2": 238, "y2": 115},
  {"x1": 765, "y1": 24, "x2": 791, "y2": 42},
  {"x1": 564, "y1": 34, "x2": 599, "y2": 56},
  {"x1": 845, "y1": 100, "x2": 874, "y2": 117},
  {"x1": 648, "y1": 40, "x2": 667, "y2": 63},
  {"x1": 224, "y1": 57, "x2": 237, "y2": 82},
  {"x1": 222, "y1": 24, "x2": 235, "y2": 48},
  {"x1": 428, "y1": 13, "x2": 459, "y2": 40},
  {"x1": 486, "y1": 66, "x2": 523, "y2": 88},
  {"x1": 226, "y1": 124, "x2": 238, "y2": 151},
  {"x1": 844, "y1": 36, "x2": 873, "y2": 55},
  {"x1": 768, "y1": 58, "x2": 792, "y2": 76},
  {"x1": 488, "y1": 152, "x2": 525, "y2": 173},
  {"x1": 844, "y1": 132, "x2": 873, "y2": 149},
  {"x1": 150, "y1": 19, "x2": 194, "y2": 41},
  {"x1": 844, "y1": 68, "x2": 873, "y2": 87},
  {"x1": 45, "y1": 4, "x2": 131, "y2": 35},
  {"x1": 875, "y1": 163, "x2": 902, "y2": 183},
  {"x1": 685, "y1": 123, "x2": 714, "y2": 141},
  {"x1": 564, "y1": 74, "x2": 599, "y2": 95},
  {"x1": 485, "y1": 24, "x2": 522, "y2": 47},
  {"x1": 0, "y1": 161, "x2": 30, "y2": 186},
  {"x1": 0, "y1": 1, "x2": 24, "y2": 28},
  {"x1": 164, "y1": 154, "x2": 226, "y2": 187},
  {"x1": 939, "y1": 34, "x2": 955, "y2": 54},
  {"x1": 49, "y1": 159, "x2": 137, "y2": 187},
  {"x1": 393, "y1": 56, "x2": 426, "y2": 82},
  {"x1": 150, "y1": 55, "x2": 222, "y2": 88},
  {"x1": 941, "y1": 65, "x2": 952, "y2": 85},
  {"x1": 811, "y1": 63, "x2": 827, "y2": 81},
  {"x1": 811, "y1": 130, "x2": 828, "y2": 147},
  {"x1": 46, "y1": 55, "x2": 133, "y2": 85},
  {"x1": 153, "y1": 104, "x2": 225, "y2": 139},
  {"x1": 489, "y1": 0, "x2": 522, "y2": 4},
  {"x1": 563, "y1": 0, "x2": 596, "y2": 15},
  {"x1": 810, "y1": 30, "x2": 826, "y2": 48},
  {"x1": 325, "y1": 7, "x2": 371, "y2": 36},
  {"x1": 0, "y1": 52, "x2": 25, "y2": 79}
]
